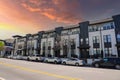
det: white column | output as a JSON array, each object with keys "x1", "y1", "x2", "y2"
[
  {"x1": 45, "y1": 38, "x2": 48, "y2": 57},
  {"x1": 76, "y1": 35, "x2": 80, "y2": 57}
]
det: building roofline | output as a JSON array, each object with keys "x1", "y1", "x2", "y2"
[
  {"x1": 0, "y1": 39, "x2": 4, "y2": 41},
  {"x1": 12, "y1": 35, "x2": 22, "y2": 38},
  {"x1": 89, "y1": 18, "x2": 113, "y2": 25},
  {"x1": 63, "y1": 24, "x2": 79, "y2": 30}
]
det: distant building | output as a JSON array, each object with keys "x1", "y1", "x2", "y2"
[
  {"x1": 0, "y1": 39, "x2": 13, "y2": 57},
  {"x1": 12, "y1": 14, "x2": 120, "y2": 59}
]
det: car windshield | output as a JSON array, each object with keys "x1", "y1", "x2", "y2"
[
  {"x1": 103, "y1": 58, "x2": 108, "y2": 62},
  {"x1": 36, "y1": 54, "x2": 40, "y2": 56},
  {"x1": 70, "y1": 58, "x2": 78, "y2": 61}
]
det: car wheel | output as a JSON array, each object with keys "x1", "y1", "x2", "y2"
[
  {"x1": 75, "y1": 63, "x2": 79, "y2": 66},
  {"x1": 54, "y1": 61, "x2": 57, "y2": 64},
  {"x1": 63, "y1": 62, "x2": 66, "y2": 65},
  {"x1": 115, "y1": 64, "x2": 120, "y2": 69},
  {"x1": 27, "y1": 58, "x2": 30, "y2": 61},
  {"x1": 45, "y1": 60, "x2": 48, "y2": 63},
  {"x1": 36, "y1": 58, "x2": 38, "y2": 61},
  {"x1": 94, "y1": 63, "x2": 99, "y2": 68}
]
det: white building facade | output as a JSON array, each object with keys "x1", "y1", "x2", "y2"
[{"x1": 12, "y1": 14, "x2": 120, "y2": 59}]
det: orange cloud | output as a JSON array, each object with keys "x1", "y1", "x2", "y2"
[
  {"x1": 21, "y1": 3, "x2": 41, "y2": 12},
  {"x1": 0, "y1": 0, "x2": 43, "y2": 39},
  {"x1": 20, "y1": 0, "x2": 83, "y2": 24}
]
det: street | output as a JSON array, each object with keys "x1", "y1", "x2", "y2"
[{"x1": 0, "y1": 58, "x2": 120, "y2": 80}]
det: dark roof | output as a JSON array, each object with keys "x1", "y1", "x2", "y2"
[{"x1": 12, "y1": 35, "x2": 22, "y2": 38}]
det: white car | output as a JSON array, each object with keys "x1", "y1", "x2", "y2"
[
  {"x1": 62, "y1": 58, "x2": 84, "y2": 66},
  {"x1": 7, "y1": 55, "x2": 13, "y2": 59},
  {"x1": 39, "y1": 57, "x2": 46, "y2": 62},
  {"x1": 44, "y1": 57, "x2": 62, "y2": 64},
  {"x1": 21, "y1": 56, "x2": 28, "y2": 60},
  {"x1": 12, "y1": 55, "x2": 17, "y2": 59},
  {"x1": 12, "y1": 55, "x2": 23, "y2": 60},
  {"x1": 27, "y1": 54, "x2": 40, "y2": 61}
]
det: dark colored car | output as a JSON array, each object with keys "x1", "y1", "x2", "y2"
[{"x1": 92, "y1": 58, "x2": 120, "y2": 69}]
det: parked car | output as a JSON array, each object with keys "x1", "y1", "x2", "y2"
[
  {"x1": 92, "y1": 58, "x2": 120, "y2": 69},
  {"x1": 27, "y1": 54, "x2": 40, "y2": 61},
  {"x1": 7, "y1": 55, "x2": 13, "y2": 59},
  {"x1": 39, "y1": 57, "x2": 46, "y2": 62},
  {"x1": 16, "y1": 55, "x2": 23, "y2": 60},
  {"x1": 12, "y1": 55, "x2": 17, "y2": 59},
  {"x1": 12, "y1": 55, "x2": 23, "y2": 60},
  {"x1": 44, "y1": 57, "x2": 62, "y2": 64},
  {"x1": 62, "y1": 58, "x2": 85, "y2": 66},
  {"x1": 21, "y1": 56, "x2": 28, "y2": 60}
]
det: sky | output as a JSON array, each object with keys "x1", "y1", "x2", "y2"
[{"x1": 0, "y1": 0, "x2": 120, "y2": 39}]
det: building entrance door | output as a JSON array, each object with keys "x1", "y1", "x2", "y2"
[
  {"x1": 54, "y1": 50, "x2": 60, "y2": 57},
  {"x1": 117, "y1": 47, "x2": 120, "y2": 57},
  {"x1": 80, "y1": 49, "x2": 89, "y2": 59}
]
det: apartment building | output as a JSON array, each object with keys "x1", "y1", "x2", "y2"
[{"x1": 12, "y1": 14, "x2": 120, "y2": 59}]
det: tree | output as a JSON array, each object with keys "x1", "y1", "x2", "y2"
[{"x1": 0, "y1": 41, "x2": 5, "y2": 51}]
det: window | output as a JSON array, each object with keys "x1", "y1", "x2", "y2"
[
  {"x1": 103, "y1": 35, "x2": 111, "y2": 43},
  {"x1": 109, "y1": 48, "x2": 112, "y2": 55},
  {"x1": 72, "y1": 28, "x2": 80, "y2": 34},
  {"x1": 104, "y1": 48, "x2": 108, "y2": 55},
  {"x1": 103, "y1": 36, "x2": 107, "y2": 43},
  {"x1": 117, "y1": 34, "x2": 120, "y2": 42},
  {"x1": 71, "y1": 39, "x2": 76, "y2": 51},
  {"x1": 93, "y1": 48, "x2": 97, "y2": 54},
  {"x1": 89, "y1": 26, "x2": 100, "y2": 32},
  {"x1": 93, "y1": 48, "x2": 101, "y2": 58},
  {"x1": 93, "y1": 26, "x2": 98, "y2": 31},
  {"x1": 42, "y1": 42, "x2": 45, "y2": 47},
  {"x1": 48, "y1": 33, "x2": 54, "y2": 37},
  {"x1": 18, "y1": 45, "x2": 22, "y2": 49},
  {"x1": 104, "y1": 48, "x2": 112, "y2": 57},
  {"x1": 107, "y1": 26, "x2": 110, "y2": 29},
  {"x1": 43, "y1": 34, "x2": 47, "y2": 38},
  {"x1": 108, "y1": 35, "x2": 111, "y2": 42},
  {"x1": 103, "y1": 26, "x2": 107, "y2": 30},
  {"x1": 48, "y1": 41, "x2": 51, "y2": 46},
  {"x1": 80, "y1": 39, "x2": 83, "y2": 44},
  {"x1": 93, "y1": 36, "x2": 99, "y2": 43},
  {"x1": 88, "y1": 27, "x2": 92, "y2": 32},
  {"x1": 86, "y1": 38, "x2": 89, "y2": 44},
  {"x1": 102, "y1": 23, "x2": 114, "y2": 30},
  {"x1": 61, "y1": 30, "x2": 68, "y2": 36},
  {"x1": 93, "y1": 48, "x2": 100, "y2": 55},
  {"x1": 110, "y1": 23, "x2": 114, "y2": 29}
]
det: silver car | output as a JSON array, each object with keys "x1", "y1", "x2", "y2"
[
  {"x1": 12, "y1": 55, "x2": 23, "y2": 60},
  {"x1": 27, "y1": 54, "x2": 40, "y2": 61},
  {"x1": 7, "y1": 55, "x2": 13, "y2": 59},
  {"x1": 44, "y1": 57, "x2": 61, "y2": 64},
  {"x1": 62, "y1": 58, "x2": 84, "y2": 66}
]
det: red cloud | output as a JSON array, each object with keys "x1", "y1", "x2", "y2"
[{"x1": 20, "y1": 0, "x2": 83, "y2": 24}]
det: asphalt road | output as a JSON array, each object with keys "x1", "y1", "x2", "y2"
[{"x1": 0, "y1": 58, "x2": 120, "y2": 80}]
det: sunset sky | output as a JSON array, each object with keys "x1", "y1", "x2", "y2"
[{"x1": 0, "y1": 0, "x2": 120, "y2": 39}]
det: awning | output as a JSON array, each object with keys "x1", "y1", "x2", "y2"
[{"x1": 77, "y1": 45, "x2": 90, "y2": 49}]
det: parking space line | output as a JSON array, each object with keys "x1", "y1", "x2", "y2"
[{"x1": 0, "y1": 61, "x2": 81, "y2": 80}]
